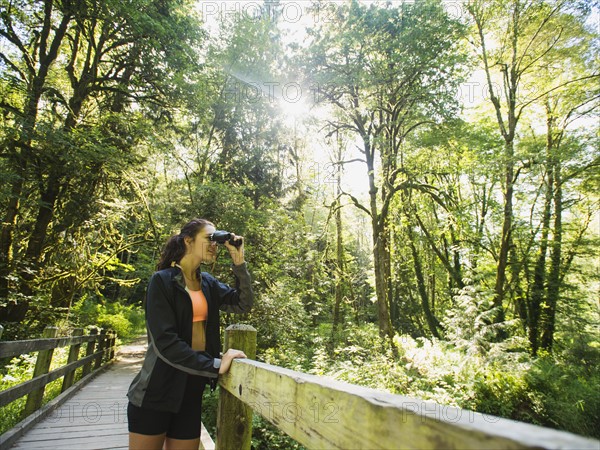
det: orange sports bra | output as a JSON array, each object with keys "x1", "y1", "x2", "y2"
[{"x1": 187, "y1": 288, "x2": 207, "y2": 322}]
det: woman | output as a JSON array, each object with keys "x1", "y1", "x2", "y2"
[{"x1": 127, "y1": 218, "x2": 253, "y2": 450}]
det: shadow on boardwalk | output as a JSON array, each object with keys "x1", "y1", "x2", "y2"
[{"x1": 9, "y1": 338, "x2": 147, "y2": 450}]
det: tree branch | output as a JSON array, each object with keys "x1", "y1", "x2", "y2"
[
  {"x1": 332, "y1": 158, "x2": 366, "y2": 165},
  {"x1": 0, "y1": 100, "x2": 24, "y2": 117},
  {"x1": 0, "y1": 22, "x2": 35, "y2": 74},
  {"x1": 0, "y1": 52, "x2": 27, "y2": 81},
  {"x1": 518, "y1": 74, "x2": 600, "y2": 114},
  {"x1": 516, "y1": 2, "x2": 564, "y2": 74},
  {"x1": 340, "y1": 190, "x2": 371, "y2": 217}
]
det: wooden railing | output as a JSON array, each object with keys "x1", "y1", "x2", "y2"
[
  {"x1": 215, "y1": 325, "x2": 599, "y2": 450},
  {"x1": 0, "y1": 325, "x2": 117, "y2": 449}
]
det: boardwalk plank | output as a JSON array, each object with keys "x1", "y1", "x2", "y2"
[
  {"x1": 7, "y1": 340, "x2": 145, "y2": 450},
  {"x1": 11, "y1": 435, "x2": 128, "y2": 450},
  {"x1": 19, "y1": 423, "x2": 127, "y2": 438},
  {"x1": 7, "y1": 338, "x2": 216, "y2": 450}
]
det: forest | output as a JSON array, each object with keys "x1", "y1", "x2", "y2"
[{"x1": 1, "y1": 0, "x2": 598, "y2": 446}]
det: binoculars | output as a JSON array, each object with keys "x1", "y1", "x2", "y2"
[{"x1": 210, "y1": 230, "x2": 242, "y2": 247}]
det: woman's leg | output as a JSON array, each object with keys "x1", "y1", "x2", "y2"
[
  {"x1": 165, "y1": 376, "x2": 206, "y2": 449},
  {"x1": 127, "y1": 402, "x2": 169, "y2": 450},
  {"x1": 128, "y1": 432, "x2": 166, "y2": 450},
  {"x1": 164, "y1": 437, "x2": 201, "y2": 450}
]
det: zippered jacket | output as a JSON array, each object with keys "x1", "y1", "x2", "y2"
[{"x1": 127, "y1": 262, "x2": 253, "y2": 412}]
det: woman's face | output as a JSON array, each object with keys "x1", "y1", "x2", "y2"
[{"x1": 187, "y1": 224, "x2": 217, "y2": 264}]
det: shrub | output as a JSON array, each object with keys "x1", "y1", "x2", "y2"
[
  {"x1": 71, "y1": 296, "x2": 145, "y2": 340},
  {"x1": 525, "y1": 356, "x2": 600, "y2": 438}
]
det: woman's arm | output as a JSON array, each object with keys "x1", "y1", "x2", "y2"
[
  {"x1": 209, "y1": 263, "x2": 254, "y2": 313},
  {"x1": 219, "y1": 349, "x2": 247, "y2": 374}
]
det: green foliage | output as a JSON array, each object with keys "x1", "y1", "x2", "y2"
[
  {"x1": 524, "y1": 356, "x2": 600, "y2": 438},
  {"x1": 0, "y1": 346, "x2": 68, "y2": 434},
  {"x1": 0, "y1": 354, "x2": 36, "y2": 433},
  {"x1": 0, "y1": 396, "x2": 26, "y2": 435},
  {"x1": 71, "y1": 295, "x2": 145, "y2": 340},
  {"x1": 251, "y1": 415, "x2": 306, "y2": 450},
  {"x1": 470, "y1": 366, "x2": 534, "y2": 421},
  {"x1": 0, "y1": 0, "x2": 597, "y2": 446},
  {"x1": 307, "y1": 323, "x2": 599, "y2": 439}
]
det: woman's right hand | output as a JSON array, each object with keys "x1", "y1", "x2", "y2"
[{"x1": 218, "y1": 348, "x2": 247, "y2": 374}]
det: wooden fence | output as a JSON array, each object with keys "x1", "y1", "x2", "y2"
[
  {"x1": 0, "y1": 325, "x2": 117, "y2": 449},
  {"x1": 215, "y1": 325, "x2": 599, "y2": 450},
  {"x1": 2, "y1": 324, "x2": 598, "y2": 450}
]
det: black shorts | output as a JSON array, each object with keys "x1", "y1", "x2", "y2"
[{"x1": 127, "y1": 375, "x2": 206, "y2": 440}]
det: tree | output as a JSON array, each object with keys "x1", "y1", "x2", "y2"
[
  {"x1": 0, "y1": 0, "x2": 206, "y2": 317},
  {"x1": 465, "y1": 0, "x2": 599, "y2": 335},
  {"x1": 0, "y1": 0, "x2": 75, "y2": 301},
  {"x1": 304, "y1": 0, "x2": 467, "y2": 341}
]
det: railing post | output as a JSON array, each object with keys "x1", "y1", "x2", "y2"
[
  {"x1": 82, "y1": 328, "x2": 98, "y2": 377},
  {"x1": 22, "y1": 326, "x2": 58, "y2": 418},
  {"x1": 217, "y1": 324, "x2": 257, "y2": 450},
  {"x1": 108, "y1": 330, "x2": 117, "y2": 360},
  {"x1": 94, "y1": 328, "x2": 107, "y2": 370},
  {"x1": 61, "y1": 328, "x2": 83, "y2": 392}
]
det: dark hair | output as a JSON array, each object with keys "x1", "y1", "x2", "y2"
[{"x1": 156, "y1": 218, "x2": 214, "y2": 270}]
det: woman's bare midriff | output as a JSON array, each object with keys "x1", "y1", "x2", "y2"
[{"x1": 192, "y1": 321, "x2": 206, "y2": 351}]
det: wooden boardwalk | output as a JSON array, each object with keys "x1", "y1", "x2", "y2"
[{"x1": 8, "y1": 339, "x2": 147, "y2": 450}]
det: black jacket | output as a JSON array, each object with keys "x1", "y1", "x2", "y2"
[{"x1": 127, "y1": 263, "x2": 253, "y2": 412}]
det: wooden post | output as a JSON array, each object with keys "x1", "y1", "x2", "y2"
[
  {"x1": 0, "y1": 324, "x2": 4, "y2": 339},
  {"x1": 217, "y1": 324, "x2": 257, "y2": 450},
  {"x1": 22, "y1": 326, "x2": 58, "y2": 418},
  {"x1": 61, "y1": 328, "x2": 83, "y2": 392},
  {"x1": 108, "y1": 330, "x2": 117, "y2": 360},
  {"x1": 82, "y1": 328, "x2": 98, "y2": 377},
  {"x1": 94, "y1": 329, "x2": 107, "y2": 370}
]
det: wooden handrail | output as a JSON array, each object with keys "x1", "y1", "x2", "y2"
[
  {"x1": 0, "y1": 326, "x2": 117, "y2": 425},
  {"x1": 0, "y1": 349, "x2": 107, "y2": 407},
  {"x1": 0, "y1": 334, "x2": 102, "y2": 359},
  {"x1": 216, "y1": 326, "x2": 600, "y2": 450}
]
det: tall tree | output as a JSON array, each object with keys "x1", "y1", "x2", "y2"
[
  {"x1": 465, "y1": 0, "x2": 599, "y2": 333},
  {"x1": 0, "y1": 0, "x2": 205, "y2": 312},
  {"x1": 190, "y1": 6, "x2": 289, "y2": 207},
  {"x1": 0, "y1": 0, "x2": 75, "y2": 300},
  {"x1": 304, "y1": 0, "x2": 466, "y2": 341},
  {"x1": 534, "y1": 74, "x2": 598, "y2": 352}
]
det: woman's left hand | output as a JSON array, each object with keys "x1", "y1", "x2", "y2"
[{"x1": 224, "y1": 234, "x2": 245, "y2": 266}]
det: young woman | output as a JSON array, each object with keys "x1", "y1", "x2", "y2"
[{"x1": 127, "y1": 218, "x2": 253, "y2": 450}]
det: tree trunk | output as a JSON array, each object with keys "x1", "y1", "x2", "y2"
[
  {"x1": 21, "y1": 91, "x2": 84, "y2": 294},
  {"x1": 25, "y1": 176, "x2": 61, "y2": 265},
  {"x1": 0, "y1": 164, "x2": 24, "y2": 297},
  {"x1": 492, "y1": 141, "x2": 514, "y2": 328},
  {"x1": 364, "y1": 139, "x2": 392, "y2": 342},
  {"x1": 332, "y1": 147, "x2": 345, "y2": 342},
  {"x1": 528, "y1": 177, "x2": 552, "y2": 355},
  {"x1": 407, "y1": 223, "x2": 442, "y2": 339},
  {"x1": 527, "y1": 112, "x2": 556, "y2": 355},
  {"x1": 541, "y1": 157, "x2": 562, "y2": 351}
]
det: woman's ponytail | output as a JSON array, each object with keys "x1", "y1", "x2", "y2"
[
  {"x1": 156, "y1": 218, "x2": 214, "y2": 270},
  {"x1": 156, "y1": 235, "x2": 185, "y2": 270}
]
